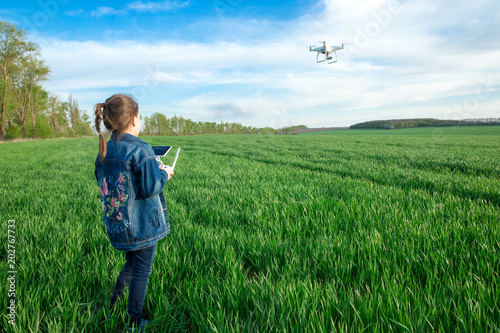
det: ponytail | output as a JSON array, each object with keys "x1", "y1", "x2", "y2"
[
  {"x1": 94, "y1": 95, "x2": 139, "y2": 162},
  {"x1": 95, "y1": 103, "x2": 107, "y2": 163}
]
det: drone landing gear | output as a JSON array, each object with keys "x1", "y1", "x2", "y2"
[
  {"x1": 316, "y1": 51, "x2": 338, "y2": 64},
  {"x1": 316, "y1": 52, "x2": 326, "y2": 63}
]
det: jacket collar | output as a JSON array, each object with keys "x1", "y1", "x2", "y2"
[{"x1": 110, "y1": 132, "x2": 142, "y2": 142}]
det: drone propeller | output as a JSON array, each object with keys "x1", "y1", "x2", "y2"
[{"x1": 310, "y1": 41, "x2": 325, "y2": 48}]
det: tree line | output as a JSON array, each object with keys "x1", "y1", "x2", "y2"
[
  {"x1": 0, "y1": 21, "x2": 92, "y2": 140},
  {"x1": 141, "y1": 113, "x2": 307, "y2": 135},
  {"x1": 350, "y1": 118, "x2": 500, "y2": 130}
]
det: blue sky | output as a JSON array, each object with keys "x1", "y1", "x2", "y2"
[{"x1": 2, "y1": 0, "x2": 499, "y2": 128}]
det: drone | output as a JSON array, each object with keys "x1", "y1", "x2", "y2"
[{"x1": 309, "y1": 41, "x2": 345, "y2": 64}]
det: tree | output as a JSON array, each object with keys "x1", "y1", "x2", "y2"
[
  {"x1": 178, "y1": 116, "x2": 187, "y2": 134},
  {"x1": 27, "y1": 56, "x2": 50, "y2": 137},
  {"x1": 47, "y1": 93, "x2": 63, "y2": 135},
  {"x1": 67, "y1": 93, "x2": 79, "y2": 132},
  {"x1": 156, "y1": 113, "x2": 170, "y2": 135},
  {"x1": 0, "y1": 21, "x2": 37, "y2": 140},
  {"x1": 10, "y1": 57, "x2": 34, "y2": 137},
  {"x1": 80, "y1": 111, "x2": 93, "y2": 136},
  {"x1": 170, "y1": 115, "x2": 179, "y2": 135},
  {"x1": 8, "y1": 51, "x2": 49, "y2": 138},
  {"x1": 142, "y1": 115, "x2": 152, "y2": 135}
]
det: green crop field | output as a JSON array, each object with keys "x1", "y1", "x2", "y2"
[{"x1": 1, "y1": 129, "x2": 499, "y2": 332}]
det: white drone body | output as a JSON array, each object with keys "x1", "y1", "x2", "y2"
[{"x1": 309, "y1": 41, "x2": 345, "y2": 64}]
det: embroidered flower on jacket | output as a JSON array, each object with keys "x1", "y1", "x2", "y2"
[
  {"x1": 99, "y1": 172, "x2": 130, "y2": 234},
  {"x1": 99, "y1": 178, "x2": 109, "y2": 197}
]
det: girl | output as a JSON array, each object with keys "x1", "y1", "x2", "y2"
[{"x1": 94, "y1": 94, "x2": 174, "y2": 331}]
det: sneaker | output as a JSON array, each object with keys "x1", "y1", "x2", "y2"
[{"x1": 126, "y1": 319, "x2": 151, "y2": 332}]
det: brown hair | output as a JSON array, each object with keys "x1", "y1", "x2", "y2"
[{"x1": 95, "y1": 94, "x2": 139, "y2": 162}]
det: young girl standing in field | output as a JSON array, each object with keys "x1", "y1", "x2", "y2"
[{"x1": 94, "y1": 94, "x2": 174, "y2": 331}]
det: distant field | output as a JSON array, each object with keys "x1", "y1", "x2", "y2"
[
  {"x1": 1, "y1": 133, "x2": 499, "y2": 332},
  {"x1": 300, "y1": 125, "x2": 500, "y2": 136}
]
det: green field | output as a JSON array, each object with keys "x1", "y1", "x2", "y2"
[{"x1": 1, "y1": 129, "x2": 499, "y2": 332}]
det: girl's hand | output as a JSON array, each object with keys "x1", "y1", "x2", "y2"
[
  {"x1": 165, "y1": 168, "x2": 174, "y2": 180},
  {"x1": 160, "y1": 163, "x2": 174, "y2": 180}
]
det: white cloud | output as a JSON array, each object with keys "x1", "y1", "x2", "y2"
[
  {"x1": 82, "y1": 0, "x2": 189, "y2": 17},
  {"x1": 127, "y1": 1, "x2": 190, "y2": 12},
  {"x1": 91, "y1": 6, "x2": 125, "y2": 17},
  {"x1": 43, "y1": 0, "x2": 500, "y2": 127},
  {"x1": 65, "y1": 9, "x2": 85, "y2": 17}
]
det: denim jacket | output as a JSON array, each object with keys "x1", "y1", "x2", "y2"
[{"x1": 94, "y1": 132, "x2": 170, "y2": 251}]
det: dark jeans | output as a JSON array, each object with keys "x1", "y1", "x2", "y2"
[{"x1": 110, "y1": 243, "x2": 157, "y2": 326}]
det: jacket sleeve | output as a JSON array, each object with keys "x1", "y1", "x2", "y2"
[{"x1": 135, "y1": 155, "x2": 168, "y2": 198}]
